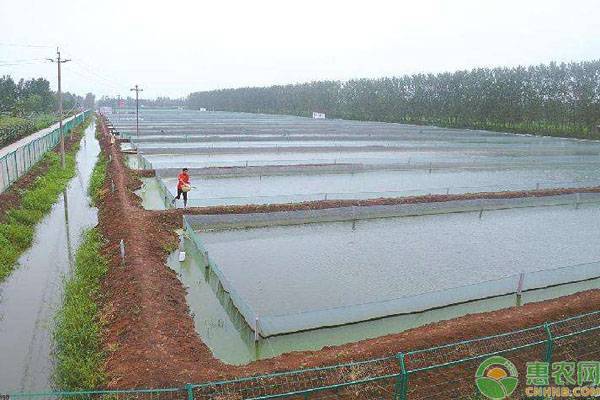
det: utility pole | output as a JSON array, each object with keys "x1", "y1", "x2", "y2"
[
  {"x1": 47, "y1": 48, "x2": 71, "y2": 168},
  {"x1": 130, "y1": 85, "x2": 143, "y2": 137}
]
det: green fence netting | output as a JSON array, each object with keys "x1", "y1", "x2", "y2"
[
  {"x1": 5, "y1": 310, "x2": 599, "y2": 399},
  {"x1": 0, "y1": 110, "x2": 92, "y2": 193}
]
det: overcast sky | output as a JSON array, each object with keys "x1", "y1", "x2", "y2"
[{"x1": 1, "y1": 0, "x2": 599, "y2": 99}]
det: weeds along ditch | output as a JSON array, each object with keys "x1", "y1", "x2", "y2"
[
  {"x1": 52, "y1": 120, "x2": 109, "y2": 390},
  {"x1": 0, "y1": 117, "x2": 92, "y2": 280},
  {"x1": 88, "y1": 153, "x2": 107, "y2": 205},
  {"x1": 52, "y1": 228, "x2": 108, "y2": 390}
]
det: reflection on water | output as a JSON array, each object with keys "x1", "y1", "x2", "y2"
[{"x1": 0, "y1": 122, "x2": 99, "y2": 392}]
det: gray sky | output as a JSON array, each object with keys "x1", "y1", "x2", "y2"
[{"x1": 1, "y1": 0, "x2": 599, "y2": 99}]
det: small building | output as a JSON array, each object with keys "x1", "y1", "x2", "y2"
[
  {"x1": 98, "y1": 106, "x2": 112, "y2": 115},
  {"x1": 312, "y1": 112, "x2": 326, "y2": 119}
]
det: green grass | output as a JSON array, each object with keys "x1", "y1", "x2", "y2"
[
  {"x1": 52, "y1": 132, "x2": 109, "y2": 389},
  {"x1": 53, "y1": 228, "x2": 107, "y2": 390},
  {"x1": 0, "y1": 117, "x2": 91, "y2": 281},
  {"x1": 88, "y1": 153, "x2": 107, "y2": 206}
]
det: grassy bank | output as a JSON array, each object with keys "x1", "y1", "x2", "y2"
[
  {"x1": 0, "y1": 117, "x2": 91, "y2": 281},
  {"x1": 53, "y1": 129, "x2": 108, "y2": 390},
  {"x1": 88, "y1": 152, "x2": 107, "y2": 206},
  {"x1": 53, "y1": 228, "x2": 107, "y2": 390}
]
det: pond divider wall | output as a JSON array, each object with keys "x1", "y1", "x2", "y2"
[
  {"x1": 152, "y1": 160, "x2": 600, "y2": 179},
  {"x1": 184, "y1": 217, "x2": 261, "y2": 338},
  {"x1": 185, "y1": 191, "x2": 600, "y2": 230},
  {"x1": 143, "y1": 155, "x2": 600, "y2": 176},
  {"x1": 150, "y1": 163, "x2": 600, "y2": 208},
  {"x1": 182, "y1": 193, "x2": 600, "y2": 337},
  {"x1": 155, "y1": 174, "x2": 175, "y2": 208}
]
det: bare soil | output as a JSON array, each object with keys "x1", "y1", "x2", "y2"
[{"x1": 94, "y1": 116, "x2": 600, "y2": 389}]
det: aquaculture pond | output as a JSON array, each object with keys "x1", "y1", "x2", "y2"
[
  {"x1": 170, "y1": 204, "x2": 600, "y2": 364},
  {"x1": 155, "y1": 166, "x2": 600, "y2": 207},
  {"x1": 187, "y1": 202, "x2": 600, "y2": 338}
]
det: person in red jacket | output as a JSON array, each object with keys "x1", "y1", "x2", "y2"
[{"x1": 172, "y1": 168, "x2": 190, "y2": 207}]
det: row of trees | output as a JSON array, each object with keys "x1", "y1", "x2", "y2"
[
  {"x1": 0, "y1": 75, "x2": 94, "y2": 116},
  {"x1": 96, "y1": 96, "x2": 185, "y2": 109},
  {"x1": 187, "y1": 60, "x2": 600, "y2": 138}
]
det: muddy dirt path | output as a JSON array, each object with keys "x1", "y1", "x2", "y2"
[{"x1": 0, "y1": 122, "x2": 99, "y2": 392}]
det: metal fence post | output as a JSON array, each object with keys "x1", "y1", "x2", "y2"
[
  {"x1": 395, "y1": 352, "x2": 409, "y2": 400},
  {"x1": 13, "y1": 152, "x2": 18, "y2": 180},
  {"x1": 543, "y1": 323, "x2": 554, "y2": 363},
  {"x1": 516, "y1": 272, "x2": 525, "y2": 306},
  {"x1": 185, "y1": 384, "x2": 194, "y2": 400}
]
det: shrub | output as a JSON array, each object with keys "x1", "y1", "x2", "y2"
[{"x1": 0, "y1": 117, "x2": 35, "y2": 147}]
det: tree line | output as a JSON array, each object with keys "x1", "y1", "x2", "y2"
[
  {"x1": 187, "y1": 60, "x2": 600, "y2": 138},
  {"x1": 96, "y1": 95, "x2": 185, "y2": 109},
  {"x1": 0, "y1": 75, "x2": 94, "y2": 116}
]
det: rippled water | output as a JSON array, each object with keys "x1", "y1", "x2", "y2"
[
  {"x1": 199, "y1": 203, "x2": 600, "y2": 318},
  {"x1": 0, "y1": 123, "x2": 99, "y2": 392},
  {"x1": 159, "y1": 166, "x2": 600, "y2": 206}
]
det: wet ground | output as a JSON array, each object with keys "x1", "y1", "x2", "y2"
[{"x1": 0, "y1": 122, "x2": 99, "y2": 392}]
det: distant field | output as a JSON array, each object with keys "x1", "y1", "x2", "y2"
[{"x1": 0, "y1": 114, "x2": 56, "y2": 147}]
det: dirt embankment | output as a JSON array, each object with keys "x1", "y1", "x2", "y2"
[
  {"x1": 94, "y1": 116, "x2": 600, "y2": 388},
  {"x1": 0, "y1": 130, "x2": 85, "y2": 222},
  {"x1": 156, "y1": 185, "x2": 600, "y2": 224}
]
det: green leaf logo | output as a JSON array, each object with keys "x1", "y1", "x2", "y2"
[{"x1": 475, "y1": 356, "x2": 519, "y2": 400}]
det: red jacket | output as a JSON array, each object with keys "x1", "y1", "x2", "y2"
[{"x1": 177, "y1": 172, "x2": 190, "y2": 189}]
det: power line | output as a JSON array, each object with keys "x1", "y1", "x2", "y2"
[
  {"x1": 69, "y1": 61, "x2": 124, "y2": 90},
  {"x1": 75, "y1": 58, "x2": 128, "y2": 88},
  {"x1": 59, "y1": 45, "x2": 128, "y2": 89},
  {"x1": 0, "y1": 42, "x2": 54, "y2": 48},
  {"x1": 67, "y1": 63, "x2": 123, "y2": 91},
  {"x1": 0, "y1": 61, "x2": 46, "y2": 67},
  {"x1": 0, "y1": 58, "x2": 47, "y2": 63}
]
